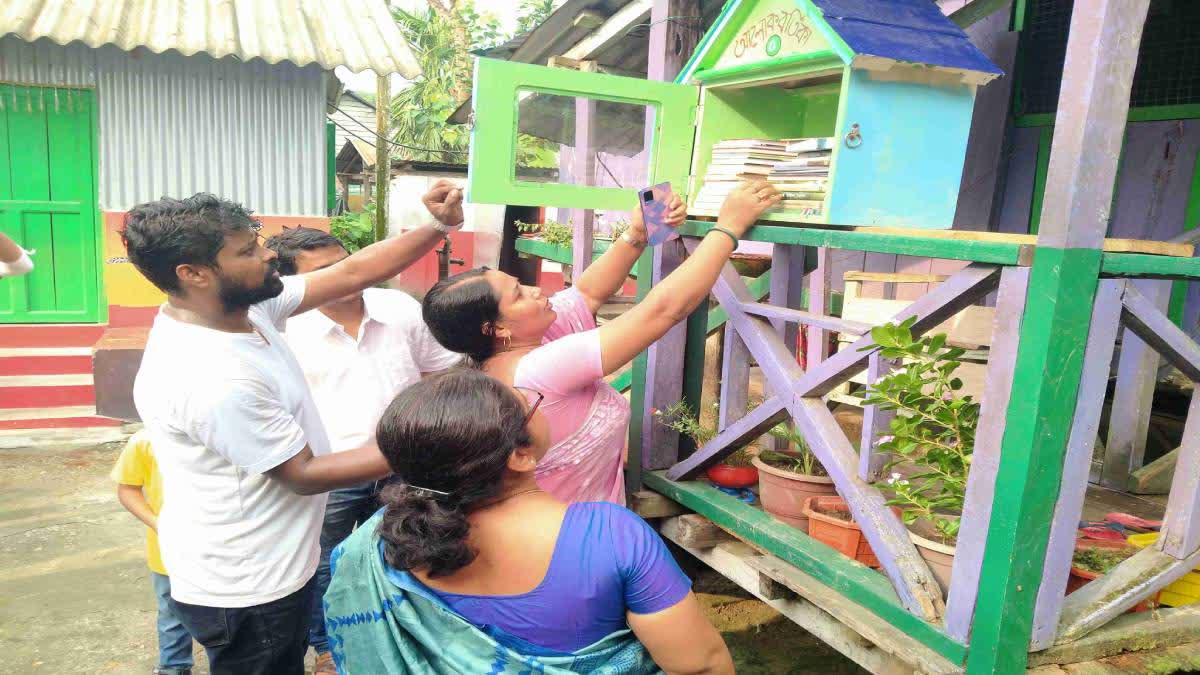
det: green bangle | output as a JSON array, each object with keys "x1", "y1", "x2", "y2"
[{"x1": 708, "y1": 226, "x2": 739, "y2": 248}]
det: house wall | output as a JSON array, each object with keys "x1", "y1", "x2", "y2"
[
  {"x1": 0, "y1": 36, "x2": 330, "y2": 322},
  {"x1": 329, "y1": 95, "x2": 377, "y2": 153}
]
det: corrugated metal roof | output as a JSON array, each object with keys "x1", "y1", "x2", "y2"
[{"x1": 0, "y1": 0, "x2": 421, "y2": 77}]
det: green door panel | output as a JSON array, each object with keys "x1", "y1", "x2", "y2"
[
  {"x1": 468, "y1": 58, "x2": 700, "y2": 212},
  {"x1": 0, "y1": 86, "x2": 101, "y2": 324}
]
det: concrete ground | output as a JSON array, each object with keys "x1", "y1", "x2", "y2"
[{"x1": 0, "y1": 437, "x2": 860, "y2": 674}]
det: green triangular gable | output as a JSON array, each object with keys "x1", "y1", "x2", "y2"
[{"x1": 675, "y1": 0, "x2": 852, "y2": 85}]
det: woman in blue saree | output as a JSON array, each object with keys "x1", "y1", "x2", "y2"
[{"x1": 323, "y1": 368, "x2": 734, "y2": 674}]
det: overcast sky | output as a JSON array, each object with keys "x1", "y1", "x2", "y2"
[{"x1": 335, "y1": 0, "x2": 532, "y2": 92}]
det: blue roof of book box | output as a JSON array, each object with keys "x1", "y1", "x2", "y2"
[{"x1": 811, "y1": 0, "x2": 1003, "y2": 76}]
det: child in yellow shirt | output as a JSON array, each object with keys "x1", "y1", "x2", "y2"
[{"x1": 112, "y1": 431, "x2": 194, "y2": 675}]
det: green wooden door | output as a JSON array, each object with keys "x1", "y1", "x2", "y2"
[
  {"x1": 0, "y1": 85, "x2": 101, "y2": 324},
  {"x1": 468, "y1": 58, "x2": 700, "y2": 212}
]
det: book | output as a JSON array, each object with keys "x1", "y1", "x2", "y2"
[{"x1": 782, "y1": 137, "x2": 835, "y2": 153}]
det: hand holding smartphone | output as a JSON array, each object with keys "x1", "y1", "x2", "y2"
[{"x1": 639, "y1": 182, "x2": 678, "y2": 246}]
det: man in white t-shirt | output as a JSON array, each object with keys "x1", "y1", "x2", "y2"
[
  {"x1": 0, "y1": 232, "x2": 34, "y2": 277},
  {"x1": 124, "y1": 183, "x2": 463, "y2": 675},
  {"x1": 265, "y1": 226, "x2": 461, "y2": 673}
]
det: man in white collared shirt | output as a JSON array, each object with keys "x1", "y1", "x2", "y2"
[{"x1": 266, "y1": 227, "x2": 461, "y2": 673}]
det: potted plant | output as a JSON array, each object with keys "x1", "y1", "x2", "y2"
[
  {"x1": 752, "y1": 424, "x2": 833, "y2": 533},
  {"x1": 654, "y1": 402, "x2": 759, "y2": 489},
  {"x1": 1068, "y1": 541, "x2": 1159, "y2": 613},
  {"x1": 802, "y1": 495, "x2": 898, "y2": 568},
  {"x1": 862, "y1": 319, "x2": 979, "y2": 593},
  {"x1": 515, "y1": 219, "x2": 573, "y2": 246}
]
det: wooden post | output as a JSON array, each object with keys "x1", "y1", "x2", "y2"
[
  {"x1": 636, "y1": 0, "x2": 702, "y2": 471},
  {"x1": 1159, "y1": 391, "x2": 1200, "y2": 558},
  {"x1": 858, "y1": 352, "x2": 896, "y2": 481},
  {"x1": 570, "y1": 100, "x2": 596, "y2": 276},
  {"x1": 966, "y1": 2, "x2": 1149, "y2": 672},
  {"x1": 1028, "y1": 280, "x2": 1124, "y2": 650},
  {"x1": 806, "y1": 246, "x2": 832, "y2": 366},
  {"x1": 769, "y1": 244, "x2": 805, "y2": 450},
  {"x1": 944, "y1": 266, "x2": 1031, "y2": 642},
  {"x1": 374, "y1": 74, "x2": 389, "y2": 241},
  {"x1": 1101, "y1": 279, "x2": 1169, "y2": 489},
  {"x1": 720, "y1": 323, "x2": 750, "y2": 429}
]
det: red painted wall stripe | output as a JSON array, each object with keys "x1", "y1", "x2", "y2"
[
  {"x1": 0, "y1": 385, "x2": 95, "y2": 408},
  {"x1": 0, "y1": 355, "x2": 93, "y2": 376}
]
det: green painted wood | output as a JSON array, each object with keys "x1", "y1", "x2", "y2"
[
  {"x1": 643, "y1": 471, "x2": 968, "y2": 664},
  {"x1": 8, "y1": 87, "x2": 54, "y2": 314},
  {"x1": 1102, "y1": 252, "x2": 1200, "y2": 280},
  {"x1": 47, "y1": 90, "x2": 97, "y2": 317},
  {"x1": 951, "y1": 0, "x2": 1011, "y2": 28},
  {"x1": 0, "y1": 85, "x2": 100, "y2": 324},
  {"x1": 326, "y1": 121, "x2": 337, "y2": 215},
  {"x1": 1016, "y1": 105, "x2": 1200, "y2": 129},
  {"x1": 966, "y1": 247, "x2": 1103, "y2": 674},
  {"x1": 468, "y1": 58, "x2": 698, "y2": 211},
  {"x1": 1168, "y1": 148, "x2": 1200, "y2": 325},
  {"x1": 1028, "y1": 126, "x2": 1053, "y2": 235},
  {"x1": 692, "y1": 51, "x2": 842, "y2": 87},
  {"x1": 513, "y1": 237, "x2": 628, "y2": 274},
  {"x1": 677, "y1": 221, "x2": 1024, "y2": 263}
]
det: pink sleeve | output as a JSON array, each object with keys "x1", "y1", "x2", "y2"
[
  {"x1": 544, "y1": 287, "x2": 596, "y2": 342},
  {"x1": 513, "y1": 328, "x2": 603, "y2": 396}
]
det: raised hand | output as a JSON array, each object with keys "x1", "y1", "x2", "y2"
[
  {"x1": 422, "y1": 179, "x2": 465, "y2": 227},
  {"x1": 718, "y1": 181, "x2": 780, "y2": 238}
]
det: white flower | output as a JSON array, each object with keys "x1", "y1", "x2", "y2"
[
  {"x1": 878, "y1": 435, "x2": 895, "y2": 444},
  {"x1": 898, "y1": 479, "x2": 910, "y2": 486},
  {"x1": 887, "y1": 472, "x2": 902, "y2": 485}
]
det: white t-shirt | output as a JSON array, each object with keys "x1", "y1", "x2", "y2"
[
  {"x1": 285, "y1": 288, "x2": 462, "y2": 453},
  {"x1": 133, "y1": 276, "x2": 331, "y2": 608}
]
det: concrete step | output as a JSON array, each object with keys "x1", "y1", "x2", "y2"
[
  {"x1": 0, "y1": 347, "x2": 92, "y2": 376},
  {"x1": 0, "y1": 324, "x2": 105, "y2": 348},
  {"x1": 0, "y1": 373, "x2": 95, "y2": 408}
]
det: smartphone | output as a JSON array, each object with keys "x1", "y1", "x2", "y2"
[{"x1": 639, "y1": 182, "x2": 677, "y2": 246}]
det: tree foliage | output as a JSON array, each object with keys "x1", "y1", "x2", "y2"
[{"x1": 388, "y1": 1, "x2": 558, "y2": 167}]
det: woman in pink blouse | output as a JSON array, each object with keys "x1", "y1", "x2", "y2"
[{"x1": 422, "y1": 183, "x2": 780, "y2": 504}]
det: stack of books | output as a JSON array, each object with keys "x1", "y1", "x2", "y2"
[
  {"x1": 767, "y1": 137, "x2": 834, "y2": 216},
  {"x1": 691, "y1": 137, "x2": 835, "y2": 218},
  {"x1": 691, "y1": 139, "x2": 796, "y2": 212}
]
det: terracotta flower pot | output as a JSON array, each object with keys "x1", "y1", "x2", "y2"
[
  {"x1": 1068, "y1": 540, "x2": 1159, "y2": 613},
  {"x1": 908, "y1": 526, "x2": 956, "y2": 596},
  {"x1": 705, "y1": 463, "x2": 759, "y2": 489},
  {"x1": 803, "y1": 495, "x2": 897, "y2": 568},
  {"x1": 752, "y1": 456, "x2": 836, "y2": 533}
]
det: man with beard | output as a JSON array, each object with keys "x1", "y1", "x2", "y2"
[{"x1": 123, "y1": 184, "x2": 462, "y2": 675}]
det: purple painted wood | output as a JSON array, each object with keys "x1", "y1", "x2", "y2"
[
  {"x1": 1158, "y1": 391, "x2": 1200, "y2": 558},
  {"x1": 1028, "y1": 279, "x2": 1125, "y2": 650},
  {"x1": 570, "y1": 98, "x2": 596, "y2": 276},
  {"x1": 943, "y1": 266, "x2": 1033, "y2": 641},
  {"x1": 806, "y1": 247, "x2": 832, "y2": 366},
  {"x1": 679, "y1": 239, "x2": 945, "y2": 620},
  {"x1": 796, "y1": 264, "x2": 1002, "y2": 398},
  {"x1": 666, "y1": 397, "x2": 788, "y2": 481},
  {"x1": 636, "y1": 0, "x2": 701, "y2": 472},
  {"x1": 642, "y1": 240, "x2": 689, "y2": 469},
  {"x1": 740, "y1": 302, "x2": 871, "y2": 335},
  {"x1": 1056, "y1": 544, "x2": 1200, "y2": 643},
  {"x1": 719, "y1": 323, "x2": 750, "y2": 430},
  {"x1": 768, "y1": 244, "x2": 806, "y2": 451},
  {"x1": 1120, "y1": 282, "x2": 1200, "y2": 381},
  {"x1": 858, "y1": 352, "x2": 897, "y2": 482},
  {"x1": 1102, "y1": 280, "x2": 1170, "y2": 489}
]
